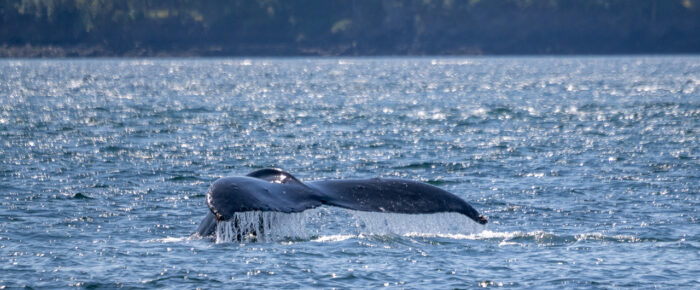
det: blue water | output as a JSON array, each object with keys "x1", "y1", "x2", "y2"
[{"x1": 1, "y1": 57, "x2": 698, "y2": 288}]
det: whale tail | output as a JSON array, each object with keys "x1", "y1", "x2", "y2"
[{"x1": 196, "y1": 168, "x2": 487, "y2": 238}]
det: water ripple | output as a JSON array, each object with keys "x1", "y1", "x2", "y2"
[{"x1": 0, "y1": 57, "x2": 698, "y2": 288}]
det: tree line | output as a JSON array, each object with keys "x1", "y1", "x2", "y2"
[{"x1": 1, "y1": 0, "x2": 698, "y2": 56}]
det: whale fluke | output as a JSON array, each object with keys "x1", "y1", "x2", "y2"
[{"x1": 195, "y1": 169, "x2": 487, "y2": 237}]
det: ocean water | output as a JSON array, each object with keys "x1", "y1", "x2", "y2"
[{"x1": 0, "y1": 56, "x2": 698, "y2": 288}]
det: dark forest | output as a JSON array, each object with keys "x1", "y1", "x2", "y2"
[{"x1": 1, "y1": 0, "x2": 698, "y2": 57}]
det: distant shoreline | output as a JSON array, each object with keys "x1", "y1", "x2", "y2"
[
  {"x1": 3, "y1": 44, "x2": 698, "y2": 58},
  {"x1": 3, "y1": 1, "x2": 698, "y2": 58}
]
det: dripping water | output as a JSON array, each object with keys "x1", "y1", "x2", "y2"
[
  {"x1": 214, "y1": 209, "x2": 485, "y2": 243},
  {"x1": 215, "y1": 211, "x2": 310, "y2": 243},
  {"x1": 350, "y1": 211, "x2": 485, "y2": 236}
]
